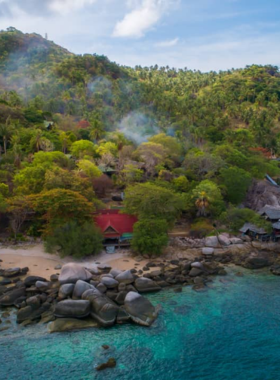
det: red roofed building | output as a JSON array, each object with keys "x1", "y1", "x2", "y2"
[{"x1": 94, "y1": 209, "x2": 138, "y2": 246}]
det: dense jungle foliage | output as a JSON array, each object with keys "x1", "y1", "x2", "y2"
[{"x1": 0, "y1": 28, "x2": 278, "y2": 255}]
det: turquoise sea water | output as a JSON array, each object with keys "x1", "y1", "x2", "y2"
[{"x1": 1, "y1": 267, "x2": 280, "y2": 380}]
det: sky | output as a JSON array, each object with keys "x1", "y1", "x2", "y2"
[{"x1": 0, "y1": 0, "x2": 280, "y2": 72}]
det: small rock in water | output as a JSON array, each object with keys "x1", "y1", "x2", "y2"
[
  {"x1": 174, "y1": 287, "x2": 182, "y2": 293},
  {"x1": 235, "y1": 272, "x2": 244, "y2": 277},
  {"x1": 102, "y1": 345, "x2": 110, "y2": 350},
  {"x1": 96, "y1": 358, "x2": 116, "y2": 371}
]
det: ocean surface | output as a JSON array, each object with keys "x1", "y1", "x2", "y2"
[{"x1": 1, "y1": 267, "x2": 280, "y2": 380}]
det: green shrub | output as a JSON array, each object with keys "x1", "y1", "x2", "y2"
[
  {"x1": 219, "y1": 166, "x2": 252, "y2": 205},
  {"x1": 190, "y1": 219, "x2": 214, "y2": 238},
  {"x1": 44, "y1": 221, "x2": 103, "y2": 258},
  {"x1": 131, "y1": 218, "x2": 169, "y2": 256}
]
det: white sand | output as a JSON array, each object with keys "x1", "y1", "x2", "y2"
[{"x1": 0, "y1": 244, "x2": 150, "y2": 278}]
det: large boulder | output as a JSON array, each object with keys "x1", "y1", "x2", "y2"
[
  {"x1": 134, "y1": 278, "x2": 161, "y2": 293},
  {"x1": 110, "y1": 269, "x2": 122, "y2": 278},
  {"x1": 100, "y1": 277, "x2": 119, "y2": 288},
  {"x1": 189, "y1": 268, "x2": 203, "y2": 277},
  {"x1": 36, "y1": 281, "x2": 50, "y2": 291},
  {"x1": 218, "y1": 235, "x2": 231, "y2": 246},
  {"x1": 24, "y1": 276, "x2": 47, "y2": 287},
  {"x1": 202, "y1": 247, "x2": 214, "y2": 256},
  {"x1": 191, "y1": 262, "x2": 204, "y2": 269},
  {"x1": 0, "y1": 285, "x2": 8, "y2": 296},
  {"x1": 116, "y1": 270, "x2": 135, "y2": 284},
  {"x1": 82, "y1": 288, "x2": 119, "y2": 326},
  {"x1": 205, "y1": 236, "x2": 219, "y2": 248},
  {"x1": 58, "y1": 284, "x2": 75, "y2": 299},
  {"x1": 17, "y1": 303, "x2": 51, "y2": 323},
  {"x1": 54, "y1": 300, "x2": 90, "y2": 318},
  {"x1": 124, "y1": 292, "x2": 158, "y2": 327},
  {"x1": 48, "y1": 318, "x2": 98, "y2": 333},
  {"x1": 1, "y1": 267, "x2": 21, "y2": 278},
  {"x1": 59, "y1": 263, "x2": 92, "y2": 285},
  {"x1": 244, "y1": 256, "x2": 270, "y2": 269},
  {"x1": 72, "y1": 280, "x2": 95, "y2": 299},
  {"x1": 230, "y1": 238, "x2": 243, "y2": 245},
  {"x1": 0, "y1": 287, "x2": 26, "y2": 306}
]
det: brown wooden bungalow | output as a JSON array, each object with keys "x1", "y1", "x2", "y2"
[
  {"x1": 239, "y1": 223, "x2": 269, "y2": 241},
  {"x1": 258, "y1": 205, "x2": 280, "y2": 223}
]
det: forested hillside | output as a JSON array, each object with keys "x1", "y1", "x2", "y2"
[{"x1": 0, "y1": 28, "x2": 279, "y2": 256}]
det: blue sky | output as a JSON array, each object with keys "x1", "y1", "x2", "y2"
[{"x1": 0, "y1": 0, "x2": 280, "y2": 71}]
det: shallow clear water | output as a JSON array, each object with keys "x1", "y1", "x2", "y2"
[{"x1": 1, "y1": 267, "x2": 280, "y2": 380}]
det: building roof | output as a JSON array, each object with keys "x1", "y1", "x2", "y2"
[
  {"x1": 239, "y1": 223, "x2": 266, "y2": 234},
  {"x1": 273, "y1": 221, "x2": 280, "y2": 230},
  {"x1": 95, "y1": 210, "x2": 137, "y2": 238},
  {"x1": 259, "y1": 205, "x2": 280, "y2": 220},
  {"x1": 265, "y1": 174, "x2": 279, "y2": 187}
]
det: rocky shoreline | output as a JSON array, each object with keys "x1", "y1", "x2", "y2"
[{"x1": 1, "y1": 234, "x2": 280, "y2": 333}]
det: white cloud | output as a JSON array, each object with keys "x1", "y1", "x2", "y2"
[
  {"x1": 113, "y1": 0, "x2": 179, "y2": 38},
  {"x1": 49, "y1": 0, "x2": 97, "y2": 14},
  {"x1": 155, "y1": 37, "x2": 179, "y2": 47},
  {"x1": 107, "y1": 26, "x2": 280, "y2": 72}
]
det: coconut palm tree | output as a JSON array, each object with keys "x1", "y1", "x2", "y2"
[
  {"x1": 0, "y1": 117, "x2": 13, "y2": 156},
  {"x1": 195, "y1": 191, "x2": 210, "y2": 217}
]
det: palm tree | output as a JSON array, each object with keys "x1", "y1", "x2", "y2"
[
  {"x1": 0, "y1": 117, "x2": 13, "y2": 156},
  {"x1": 33, "y1": 130, "x2": 43, "y2": 152},
  {"x1": 195, "y1": 191, "x2": 210, "y2": 217}
]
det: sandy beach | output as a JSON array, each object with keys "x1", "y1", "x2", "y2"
[{"x1": 0, "y1": 244, "x2": 151, "y2": 278}]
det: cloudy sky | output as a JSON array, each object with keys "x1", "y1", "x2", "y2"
[{"x1": 0, "y1": 0, "x2": 280, "y2": 71}]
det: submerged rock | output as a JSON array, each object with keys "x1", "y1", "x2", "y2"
[
  {"x1": 244, "y1": 256, "x2": 270, "y2": 269},
  {"x1": 96, "y1": 358, "x2": 116, "y2": 371},
  {"x1": 48, "y1": 318, "x2": 98, "y2": 333},
  {"x1": 17, "y1": 303, "x2": 51, "y2": 323},
  {"x1": 124, "y1": 292, "x2": 158, "y2": 327}
]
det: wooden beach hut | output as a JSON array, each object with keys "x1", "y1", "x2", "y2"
[
  {"x1": 258, "y1": 205, "x2": 280, "y2": 223},
  {"x1": 239, "y1": 223, "x2": 269, "y2": 241},
  {"x1": 94, "y1": 209, "x2": 137, "y2": 249}
]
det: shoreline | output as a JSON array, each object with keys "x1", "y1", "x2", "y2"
[
  {"x1": 1, "y1": 237, "x2": 280, "y2": 335},
  {"x1": 0, "y1": 244, "x2": 153, "y2": 278}
]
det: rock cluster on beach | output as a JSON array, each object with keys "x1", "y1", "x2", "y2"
[
  {"x1": 0, "y1": 257, "x2": 229, "y2": 332},
  {"x1": 2, "y1": 238, "x2": 280, "y2": 333}
]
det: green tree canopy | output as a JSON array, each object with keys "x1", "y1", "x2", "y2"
[
  {"x1": 131, "y1": 218, "x2": 169, "y2": 256},
  {"x1": 70, "y1": 140, "x2": 96, "y2": 158},
  {"x1": 31, "y1": 189, "x2": 94, "y2": 235},
  {"x1": 44, "y1": 221, "x2": 103, "y2": 258},
  {"x1": 219, "y1": 166, "x2": 252, "y2": 205},
  {"x1": 124, "y1": 183, "x2": 184, "y2": 225},
  {"x1": 191, "y1": 180, "x2": 225, "y2": 217}
]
